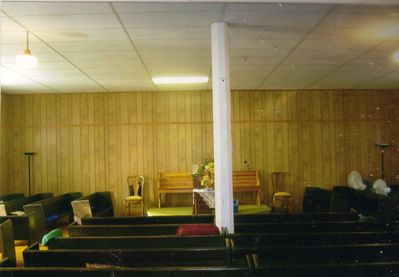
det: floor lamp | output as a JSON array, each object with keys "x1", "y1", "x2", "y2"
[
  {"x1": 376, "y1": 143, "x2": 389, "y2": 180},
  {"x1": 24, "y1": 152, "x2": 35, "y2": 196}
]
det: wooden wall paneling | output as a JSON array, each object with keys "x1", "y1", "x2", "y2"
[
  {"x1": 265, "y1": 91, "x2": 275, "y2": 193},
  {"x1": 285, "y1": 91, "x2": 298, "y2": 207},
  {"x1": 232, "y1": 91, "x2": 240, "y2": 171},
  {"x1": 95, "y1": 94, "x2": 106, "y2": 193},
  {"x1": 119, "y1": 93, "x2": 129, "y2": 212},
  {"x1": 71, "y1": 94, "x2": 82, "y2": 195},
  {"x1": 252, "y1": 92, "x2": 265, "y2": 201},
  {"x1": 321, "y1": 92, "x2": 333, "y2": 187},
  {"x1": 1, "y1": 90, "x2": 399, "y2": 213},
  {"x1": 190, "y1": 91, "x2": 202, "y2": 166},
  {"x1": 176, "y1": 92, "x2": 187, "y2": 170},
  {"x1": 87, "y1": 95, "x2": 96, "y2": 195},
  {"x1": 203, "y1": 91, "x2": 213, "y2": 158},
  {"x1": 34, "y1": 95, "x2": 44, "y2": 194},
  {"x1": 311, "y1": 91, "x2": 323, "y2": 188},
  {"x1": 168, "y1": 92, "x2": 178, "y2": 172},
  {"x1": 358, "y1": 93, "x2": 370, "y2": 183},
  {"x1": 80, "y1": 94, "x2": 91, "y2": 196},
  {"x1": 389, "y1": 93, "x2": 399, "y2": 184},
  {"x1": 106, "y1": 94, "x2": 119, "y2": 214},
  {"x1": 281, "y1": 91, "x2": 290, "y2": 187},
  {"x1": 144, "y1": 93, "x2": 154, "y2": 209},
  {"x1": 273, "y1": 91, "x2": 284, "y2": 172},
  {"x1": 184, "y1": 92, "x2": 193, "y2": 171}
]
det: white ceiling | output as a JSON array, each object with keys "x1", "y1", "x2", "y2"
[{"x1": 0, "y1": 1, "x2": 398, "y2": 93}]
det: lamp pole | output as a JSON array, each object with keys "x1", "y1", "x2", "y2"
[
  {"x1": 24, "y1": 152, "x2": 35, "y2": 196},
  {"x1": 376, "y1": 143, "x2": 389, "y2": 180}
]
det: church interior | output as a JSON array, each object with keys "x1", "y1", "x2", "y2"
[{"x1": 0, "y1": 0, "x2": 399, "y2": 276}]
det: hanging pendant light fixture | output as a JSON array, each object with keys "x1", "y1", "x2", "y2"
[{"x1": 16, "y1": 31, "x2": 38, "y2": 68}]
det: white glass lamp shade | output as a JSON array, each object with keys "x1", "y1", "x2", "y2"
[{"x1": 16, "y1": 49, "x2": 38, "y2": 68}]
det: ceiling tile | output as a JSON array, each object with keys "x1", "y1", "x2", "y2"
[
  {"x1": 34, "y1": 29, "x2": 128, "y2": 43},
  {"x1": 1, "y1": 2, "x2": 398, "y2": 93},
  {"x1": 13, "y1": 14, "x2": 120, "y2": 31},
  {"x1": 135, "y1": 39, "x2": 209, "y2": 50},
  {"x1": 225, "y1": 3, "x2": 333, "y2": 13},
  {"x1": 127, "y1": 27, "x2": 209, "y2": 40},
  {"x1": 1, "y1": 2, "x2": 112, "y2": 16},
  {"x1": 113, "y1": 3, "x2": 224, "y2": 13},
  {"x1": 224, "y1": 11, "x2": 329, "y2": 28},
  {"x1": 119, "y1": 11, "x2": 223, "y2": 28},
  {"x1": 48, "y1": 41, "x2": 132, "y2": 53}
]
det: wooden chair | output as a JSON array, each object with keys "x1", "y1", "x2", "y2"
[
  {"x1": 271, "y1": 172, "x2": 293, "y2": 212},
  {"x1": 125, "y1": 176, "x2": 145, "y2": 216}
]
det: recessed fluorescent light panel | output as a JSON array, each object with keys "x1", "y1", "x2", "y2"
[{"x1": 153, "y1": 76, "x2": 209, "y2": 84}]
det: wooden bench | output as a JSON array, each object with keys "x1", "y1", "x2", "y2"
[
  {"x1": 243, "y1": 243, "x2": 399, "y2": 266},
  {"x1": 1, "y1": 193, "x2": 53, "y2": 215},
  {"x1": 158, "y1": 170, "x2": 261, "y2": 207},
  {"x1": 0, "y1": 220, "x2": 16, "y2": 267},
  {"x1": 75, "y1": 192, "x2": 113, "y2": 217},
  {"x1": 158, "y1": 172, "x2": 194, "y2": 207},
  {"x1": 1, "y1": 263, "x2": 399, "y2": 277},
  {"x1": 232, "y1": 171, "x2": 260, "y2": 205},
  {"x1": 68, "y1": 222, "x2": 180, "y2": 237},
  {"x1": 47, "y1": 235, "x2": 227, "y2": 250},
  {"x1": 2, "y1": 263, "x2": 399, "y2": 277},
  {"x1": 0, "y1": 213, "x2": 44, "y2": 244},
  {"x1": 23, "y1": 242, "x2": 231, "y2": 267},
  {"x1": 23, "y1": 192, "x2": 82, "y2": 236},
  {"x1": 234, "y1": 221, "x2": 384, "y2": 233},
  {"x1": 81, "y1": 215, "x2": 213, "y2": 225},
  {"x1": 0, "y1": 193, "x2": 24, "y2": 203},
  {"x1": 234, "y1": 211, "x2": 359, "y2": 223},
  {"x1": 230, "y1": 231, "x2": 399, "y2": 248}
]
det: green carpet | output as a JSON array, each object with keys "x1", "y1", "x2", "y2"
[{"x1": 147, "y1": 204, "x2": 271, "y2": 216}]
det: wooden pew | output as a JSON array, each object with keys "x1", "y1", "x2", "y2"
[
  {"x1": 23, "y1": 192, "x2": 83, "y2": 232},
  {"x1": 234, "y1": 211, "x2": 359, "y2": 223},
  {"x1": 68, "y1": 222, "x2": 180, "y2": 236},
  {"x1": 1, "y1": 263, "x2": 399, "y2": 277},
  {"x1": 234, "y1": 221, "x2": 383, "y2": 233},
  {"x1": 0, "y1": 193, "x2": 24, "y2": 203},
  {"x1": 81, "y1": 215, "x2": 213, "y2": 225},
  {"x1": 0, "y1": 267, "x2": 257, "y2": 277},
  {"x1": 244, "y1": 243, "x2": 399, "y2": 266},
  {"x1": 23, "y1": 242, "x2": 231, "y2": 267},
  {"x1": 230, "y1": 231, "x2": 399, "y2": 248},
  {"x1": 47, "y1": 235, "x2": 227, "y2": 250},
  {"x1": 0, "y1": 213, "x2": 44, "y2": 244},
  {"x1": 252, "y1": 262, "x2": 399, "y2": 277},
  {"x1": 1, "y1": 193, "x2": 53, "y2": 215},
  {"x1": 157, "y1": 171, "x2": 261, "y2": 207},
  {"x1": 0, "y1": 257, "x2": 12, "y2": 267},
  {"x1": 81, "y1": 212, "x2": 358, "y2": 226},
  {"x1": 0, "y1": 220, "x2": 16, "y2": 266},
  {"x1": 75, "y1": 192, "x2": 113, "y2": 217}
]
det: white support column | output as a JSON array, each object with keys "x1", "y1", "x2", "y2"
[{"x1": 211, "y1": 22, "x2": 234, "y2": 234}]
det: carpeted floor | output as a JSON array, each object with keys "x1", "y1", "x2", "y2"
[{"x1": 147, "y1": 204, "x2": 271, "y2": 216}]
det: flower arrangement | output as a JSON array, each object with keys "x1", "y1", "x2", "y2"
[{"x1": 192, "y1": 159, "x2": 215, "y2": 188}]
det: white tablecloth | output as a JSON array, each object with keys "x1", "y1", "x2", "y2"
[{"x1": 193, "y1": 188, "x2": 215, "y2": 208}]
